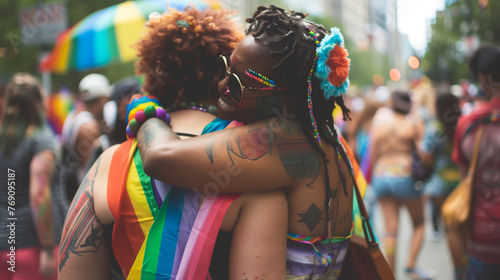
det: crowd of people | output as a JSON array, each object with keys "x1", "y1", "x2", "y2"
[{"x1": 0, "y1": 3, "x2": 499, "y2": 280}]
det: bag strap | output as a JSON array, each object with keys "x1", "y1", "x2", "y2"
[
  {"x1": 336, "y1": 141, "x2": 378, "y2": 249},
  {"x1": 352, "y1": 167, "x2": 378, "y2": 248},
  {"x1": 466, "y1": 125, "x2": 484, "y2": 178}
]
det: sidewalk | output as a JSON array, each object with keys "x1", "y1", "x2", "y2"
[{"x1": 372, "y1": 201, "x2": 455, "y2": 280}]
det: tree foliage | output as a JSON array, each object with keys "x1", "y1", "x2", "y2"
[{"x1": 424, "y1": 0, "x2": 500, "y2": 84}]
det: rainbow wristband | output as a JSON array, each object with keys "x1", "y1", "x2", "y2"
[{"x1": 126, "y1": 95, "x2": 170, "y2": 139}]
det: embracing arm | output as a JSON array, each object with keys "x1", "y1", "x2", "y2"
[
  {"x1": 58, "y1": 155, "x2": 112, "y2": 280},
  {"x1": 137, "y1": 117, "x2": 319, "y2": 194}
]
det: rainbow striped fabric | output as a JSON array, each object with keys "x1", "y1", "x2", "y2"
[
  {"x1": 338, "y1": 134, "x2": 369, "y2": 238},
  {"x1": 128, "y1": 188, "x2": 237, "y2": 279},
  {"x1": 108, "y1": 125, "x2": 239, "y2": 279},
  {"x1": 39, "y1": 0, "x2": 215, "y2": 73},
  {"x1": 108, "y1": 139, "x2": 158, "y2": 277}
]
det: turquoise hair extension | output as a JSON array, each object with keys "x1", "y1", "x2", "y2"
[{"x1": 314, "y1": 27, "x2": 350, "y2": 100}]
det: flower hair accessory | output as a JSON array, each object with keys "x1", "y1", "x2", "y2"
[{"x1": 315, "y1": 27, "x2": 350, "y2": 100}]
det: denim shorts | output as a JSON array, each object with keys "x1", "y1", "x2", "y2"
[{"x1": 371, "y1": 175, "x2": 422, "y2": 200}]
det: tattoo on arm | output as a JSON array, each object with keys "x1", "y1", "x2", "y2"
[
  {"x1": 34, "y1": 195, "x2": 54, "y2": 247},
  {"x1": 297, "y1": 204, "x2": 324, "y2": 232},
  {"x1": 204, "y1": 123, "x2": 274, "y2": 165},
  {"x1": 137, "y1": 118, "x2": 179, "y2": 159},
  {"x1": 59, "y1": 157, "x2": 103, "y2": 273},
  {"x1": 227, "y1": 125, "x2": 271, "y2": 163},
  {"x1": 205, "y1": 137, "x2": 216, "y2": 164}
]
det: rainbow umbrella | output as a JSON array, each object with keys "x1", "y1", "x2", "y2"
[{"x1": 40, "y1": 0, "x2": 216, "y2": 73}]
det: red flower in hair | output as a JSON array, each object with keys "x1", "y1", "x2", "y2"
[{"x1": 326, "y1": 45, "x2": 350, "y2": 87}]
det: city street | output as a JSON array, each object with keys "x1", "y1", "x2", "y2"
[{"x1": 372, "y1": 200, "x2": 455, "y2": 280}]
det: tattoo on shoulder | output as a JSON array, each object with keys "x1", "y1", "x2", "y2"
[
  {"x1": 70, "y1": 157, "x2": 101, "y2": 209},
  {"x1": 58, "y1": 190, "x2": 104, "y2": 272},
  {"x1": 297, "y1": 204, "x2": 324, "y2": 232},
  {"x1": 58, "y1": 157, "x2": 104, "y2": 272}
]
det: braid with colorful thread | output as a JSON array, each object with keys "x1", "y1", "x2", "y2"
[{"x1": 306, "y1": 26, "x2": 322, "y2": 147}]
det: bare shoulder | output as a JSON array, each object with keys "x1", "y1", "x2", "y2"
[{"x1": 93, "y1": 144, "x2": 120, "y2": 226}]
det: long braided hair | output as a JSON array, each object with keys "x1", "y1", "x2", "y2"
[
  {"x1": 246, "y1": 6, "x2": 353, "y2": 233},
  {"x1": 246, "y1": 5, "x2": 351, "y2": 160}
]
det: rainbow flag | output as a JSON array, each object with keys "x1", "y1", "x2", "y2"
[
  {"x1": 339, "y1": 134, "x2": 369, "y2": 238},
  {"x1": 39, "y1": 0, "x2": 215, "y2": 73},
  {"x1": 108, "y1": 139, "x2": 157, "y2": 277},
  {"x1": 46, "y1": 87, "x2": 74, "y2": 136},
  {"x1": 333, "y1": 106, "x2": 346, "y2": 131},
  {"x1": 127, "y1": 188, "x2": 237, "y2": 279},
  {"x1": 108, "y1": 127, "x2": 239, "y2": 279}
]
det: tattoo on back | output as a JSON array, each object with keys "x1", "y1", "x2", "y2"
[
  {"x1": 277, "y1": 139, "x2": 320, "y2": 188},
  {"x1": 297, "y1": 204, "x2": 324, "y2": 232}
]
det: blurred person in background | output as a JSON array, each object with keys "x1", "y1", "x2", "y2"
[
  {"x1": 452, "y1": 44, "x2": 500, "y2": 280},
  {"x1": 370, "y1": 90, "x2": 432, "y2": 279},
  {"x1": 347, "y1": 96, "x2": 382, "y2": 176},
  {"x1": 413, "y1": 84, "x2": 443, "y2": 239},
  {"x1": 60, "y1": 73, "x2": 110, "y2": 202},
  {"x1": 0, "y1": 73, "x2": 58, "y2": 280},
  {"x1": 417, "y1": 92, "x2": 463, "y2": 278},
  {"x1": 85, "y1": 77, "x2": 142, "y2": 171},
  {"x1": 344, "y1": 96, "x2": 382, "y2": 220}
]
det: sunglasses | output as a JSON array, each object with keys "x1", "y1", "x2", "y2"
[{"x1": 217, "y1": 55, "x2": 287, "y2": 103}]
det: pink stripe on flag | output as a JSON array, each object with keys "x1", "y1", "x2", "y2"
[{"x1": 176, "y1": 195, "x2": 238, "y2": 279}]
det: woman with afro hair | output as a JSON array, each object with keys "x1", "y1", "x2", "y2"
[{"x1": 58, "y1": 7, "x2": 288, "y2": 280}]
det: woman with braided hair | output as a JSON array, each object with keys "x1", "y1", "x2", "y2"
[
  {"x1": 58, "y1": 7, "x2": 288, "y2": 280},
  {"x1": 136, "y1": 5, "x2": 369, "y2": 278}
]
